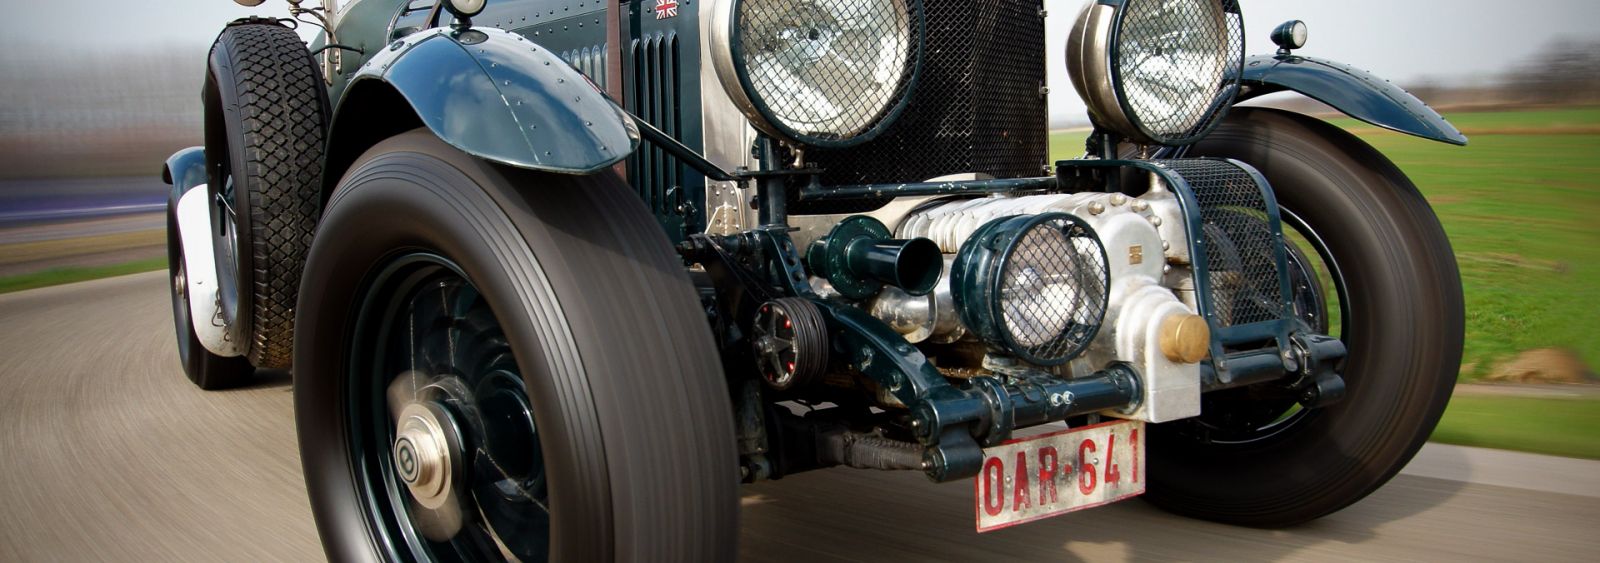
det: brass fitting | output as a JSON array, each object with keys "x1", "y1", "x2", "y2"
[{"x1": 1159, "y1": 314, "x2": 1211, "y2": 364}]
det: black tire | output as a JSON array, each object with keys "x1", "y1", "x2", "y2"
[
  {"x1": 296, "y1": 130, "x2": 738, "y2": 561},
  {"x1": 167, "y1": 191, "x2": 254, "y2": 389},
  {"x1": 1143, "y1": 108, "x2": 1464, "y2": 526},
  {"x1": 202, "y1": 21, "x2": 328, "y2": 369}
]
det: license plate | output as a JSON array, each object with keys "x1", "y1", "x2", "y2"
[{"x1": 974, "y1": 419, "x2": 1145, "y2": 532}]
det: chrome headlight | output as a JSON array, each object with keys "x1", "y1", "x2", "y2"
[
  {"x1": 446, "y1": 0, "x2": 485, "y2": 17},
  {"x1": 710, "y1": 0, "x2": 923, "y2": 148},
  {"x1": 952, "y1": 214, "x2": 1110, "y2": 366},
  {"x1": 1068, "y1": 0, "x2": 1244, "y2": 146}
]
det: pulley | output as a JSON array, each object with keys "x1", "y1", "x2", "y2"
[{"x1": 752, "y1": 297, "x2": 829, "y2": 391}]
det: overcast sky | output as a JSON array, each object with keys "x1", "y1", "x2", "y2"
[{"x1": 5, "y1": 0, "x2": 1596, "y2": 123}]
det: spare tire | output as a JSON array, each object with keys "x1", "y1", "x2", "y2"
[{"x1": 202, "y1": 20, "x2": 328, "y2": 369}]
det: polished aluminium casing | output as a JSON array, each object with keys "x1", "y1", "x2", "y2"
[{"x1": 900, "y1": 191, "x2": 1203, "y2": 423}]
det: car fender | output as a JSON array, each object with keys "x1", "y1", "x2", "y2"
[
  {"x1": 1237, "y1": 54, "x2": 1468, "y2": 146},
  {"x1": 162, "y1": 147, "x2": 247, "y2": 357},
  {"x1": 330, "y1": 26, "x2": 640, "y2": 178},
  {"x1": 163, "y1": 146, "x2": 208, "y2": 198}
]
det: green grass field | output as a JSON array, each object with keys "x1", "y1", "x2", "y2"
[
  {"x1": 0, "y1": 257, "x2": 167, "y2": 295},
  {"x1": 1356, "y1": 116, "x2": 1600, "y2": 378},
  {"x1": 1054, "y1": 107, "x2": 1600, "y2": 380},
  {"x1": 1431, "y1": 395, "x2": 1600, "y2": 459},
  {"x1": 1345, "y1": 107, "x2": 1600, "y2": 133}
]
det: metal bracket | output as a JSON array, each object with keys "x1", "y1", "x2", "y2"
[{"x1": 1288, "y1": 333, "x2": 1348, "y2": 408}]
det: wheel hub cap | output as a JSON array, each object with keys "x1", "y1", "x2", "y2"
[{"x1": 394, "y1": 402, "x2": 459, "y2": 510}]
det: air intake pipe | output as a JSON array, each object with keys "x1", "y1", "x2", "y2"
[
  {"x1": 869, "y1": 256, "x2": 967, "y2": 344},
  {"x1": 807, "y1": 216, "x2": 942, "y2": 300}
]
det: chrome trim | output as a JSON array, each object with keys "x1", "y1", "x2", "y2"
[
  {"x1": 1067, "y1": 2, "x2": 1135, "y2": 142},
  {"x1": 868, "y1": 256, "x2": 966, "y2": 344},
  {"x1": 707, "y1": 0, "x2": 772, "y2": 141},
  {"x1": 707, "y1": 0, "x2": 917, "y2": 147},
  {"x1": 701, "y1": 0, "x2": 760, "y2": 235}
]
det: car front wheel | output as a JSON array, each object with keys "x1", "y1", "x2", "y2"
[
  {"x1": 295, "y1": 130, "x2": 739, "y2": 561},
  {"x1": 1144, "y1": 108, "x2": 1465, "y2": 526}
]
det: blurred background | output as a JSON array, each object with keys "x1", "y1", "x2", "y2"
[{"x1": 0, "y1": 0, "x2": 1596, "y2": 456}]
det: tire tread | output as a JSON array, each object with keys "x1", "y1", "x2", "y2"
[{"x1": 210, "y1": 23, "x2": 328, "y2": 369}]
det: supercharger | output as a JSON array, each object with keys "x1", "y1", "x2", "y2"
[{"x1": 878, "y1": 184, "x2": 1209, "y2": 424}]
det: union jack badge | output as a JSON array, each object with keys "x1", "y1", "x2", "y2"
[{"x1": 655, "y1": 0, "x2": 679, "y2": 20}]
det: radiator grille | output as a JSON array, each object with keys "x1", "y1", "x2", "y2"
[
  {"x1": 1159, "y1": 159, "x2": 1285, "y2": 328},
  {"x1": 560, "y1": 45, "x2": 608, "y2": 92},
  {"x1": 623, "y1": 32, "x2": 686, "y2": 238},
  {"x1": 789, "y1": 0, "x2": 1048, "y2": 214}
]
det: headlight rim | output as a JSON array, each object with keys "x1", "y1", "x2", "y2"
[
  {"x1": 1070, "y1": 0, "x2": 1245, "y2": 147},
  {"x1": 952, "y1": 212, "x2": 1111, "y2": 367},
  {"x1": 715, "y1": 0, "x2": 926, "y2": 149}
]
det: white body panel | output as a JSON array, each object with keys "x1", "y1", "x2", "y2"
[{"x1": 176, "y1": 186, "x2": 245, "y2": 358}]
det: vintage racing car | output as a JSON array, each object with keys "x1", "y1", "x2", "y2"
[{"x1": 164, "y1": 0, "x2": 1466, "y2": 559}]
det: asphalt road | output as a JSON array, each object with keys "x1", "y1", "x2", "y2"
[{"x1": 2, "y1": 271, "x2": 1597, "y2": 562}]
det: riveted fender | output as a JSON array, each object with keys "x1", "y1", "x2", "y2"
[
  {"x1": 336, "y1": 26, "x2": 639, "y2": 174},
  {"x1": 1238, "y1": 54, "x2": 1468, "y2": 146}
]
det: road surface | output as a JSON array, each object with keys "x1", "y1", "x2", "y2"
[{"x1": 1, "y1": 272, "x2": 1597, "y2": 561}]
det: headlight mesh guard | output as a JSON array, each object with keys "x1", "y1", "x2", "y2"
[
  {"x1": 731, "y1": 0, "x2": 924, "y2": 148},
  {"x1": 1115, "y1": 0, "x2": 1243, "y2": 145}
]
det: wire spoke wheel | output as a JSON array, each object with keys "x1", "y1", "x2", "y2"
[
  {"x1": 1182, "y1": 207, "x2": 1345, "y2": 445},
  {"x1": 295, "y1": 130, "x2": 737, "y2": 562},
  {"x1": 1143, "y1": 108, "x2": 1462, "y2": 527},
  {"x1": 349, "y1": 255, "x2": 548, "y2": 561},
  {"x1": 166, "y1": 187, "x2": 252, "y2": 388},
  {"x1": 208, "y1": 169, "x2": 246, "y2": 334}
]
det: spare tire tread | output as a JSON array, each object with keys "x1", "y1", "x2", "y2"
[{"x1": 208, "y1": 22, "x2": 328, "y2": 369}]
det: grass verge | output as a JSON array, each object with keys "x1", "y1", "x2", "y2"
[
  {"x1": 1350, "y1": 127, "x2": 1600, "y2": 379},
  {"x1": 0, "y1": 257, "x2": 167, "y2": 295},
  {"x1": 1431, "y1": 395, "x2": 1600, "y2": 459},
  {"x1": 0, "y1": 229, "x2": 165, "y2": 267}
]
